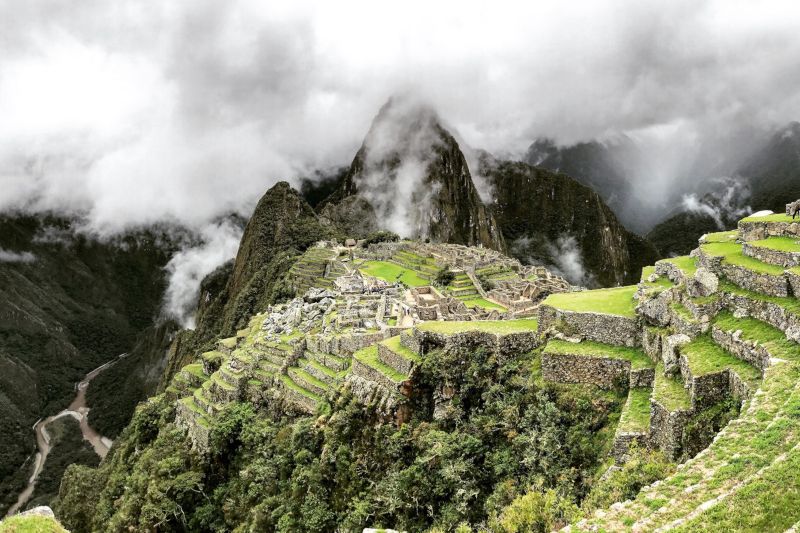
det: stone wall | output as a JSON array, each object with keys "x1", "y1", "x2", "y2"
[
  {"x1": 649, "y1": 400, "x2": 692, "y2": 460},
  {"x1": 711, "y1": 326, "x2": 771, "y2": 373},
  {"x1": 538, "y1": 305, "x2": 641, "y2": 347},
  {"x1": 541, "y1": 351, "x2": 631, "y2": 389},
  {"x1": 378, "y1": 343, "x2": 415, "y2": 375},
  {"x1": 743, "y1": 242, "x2": 800, "y2": 268},
  {"x1": 630, "y1": 367, "x2": 655, "y2": 388},
  {"x1": 697, "y1": 247, "x2": 790, "y2": 297},
  {"x1": 721, "y1": 290, "x2": 800, "y2": 342},
  {"x1": 344, "y1": 375, "x2": 400, "y2": 417},
  {"x1": 612, "y1": 431, "x2": 649, "y2": 464},
  {"x1": 642, "y1": 327, "x2": 663, "y2": 363},
  {"x1": 351, "y1": 356, "x2": 405, "y2": 391},
  {"x1": 739, "y1": 219, "x2": 800, "y2": 241}
]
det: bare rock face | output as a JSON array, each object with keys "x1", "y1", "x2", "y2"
[
  {"x1": 323, "y1": 97, "x2": 505, "y2": 251},
  {"x1": 687, "y1": 267, "x2": 719, "y2": 298},
  {"x1": 663, "y1": 333, "x2": 691, "y2": 374}
]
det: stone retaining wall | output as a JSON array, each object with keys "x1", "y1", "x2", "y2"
[
  {"x1": 541, "y1": 351, "x2": 631, "y2": 389},
  {"x1": 711, "y1": 326, "x2": 771, "y2": 372},
  {"x1": 739, "y1": 219, "x2": 800, "y2": 241},
  {"x1": 743, "y1": 242, "x2": 800, "y2": 268},
  {"x1": 345, "y1": 374, "x2": 400, "y2": 416},
  {"x1": 538, "y1": 305, "x2": 641, "y2": 347},
  {"x1": 351, "y1": 356, "x2": 404, "y2": 390},
  {"x1": 176, "y1": 402, "x2": 211, "y2": 452},
  {"x1": 788, "y1": 269, "x2": 800, "y2": 296},
  {"x1": 642, "y1": 327, "x2": 663, "y2": 363},
  {"x1": 697, "y1": 247, "x2": 790, "y2": 297},
  {"x1": 721, "y1": 291, "x2": 800, "y2": 342},
  {"x1": 630, "y1": 367, "x2": 655, "y2": 388},
  {"x1": 378, "y1": 343, "x2": 415, "y2": 375},
  {"x1": 612, "y1": 431, "x2": 649, "y2": 464},
  {"x1": 649, "y1": 400, "x2": 692, "y2": 460}
]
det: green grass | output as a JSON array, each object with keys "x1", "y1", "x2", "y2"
[
  {"x1": 460, "y1": 297, "x2": 508, "y2": 311},
  {"x1": 740, "y1": 213, "x2": 794, "y2": 223},
  {"x1": 0, "y1": 513, "x2": 70, "y2": 532},
  {"x1": 652, "y1": 364, "x2": 691, "y2": 411},
  {"x1": 681, "y1": 335, "x2": 762, "y2": 384},
  {"x1": 218, "y1": 337, "x2": 238, "y2": 349},
  {"x1": 542, "y1": 286, "x2": 638, "y2": 318},
  {"x1": 657, "y1": 255, "x2": 698, "y2": 277},
  {"x1": 618, "y1": 387, "x2": 652, "y2": 432},
  {"x1": 279, "y1": 374, "x2": 322, "y2": 401},
  {"x1": 701, "y1": 241, "x2": 787, "y2": 275},
  {"x1": 359, "y1": 260, "x2": 429, "y2": 287},
  {"x1": 543, "y1": 339, "x2": 654, "y2": 370},
  {"x1": 353, "y1": 345, "x2": 409, "y2": 382},
  {"x1": 303, "y1": 357, "x2": 339, "y2": 378},
  {"x1": 416, "y1": 318, "x2": 538, "y2": 335},
  {"x1": 289, "y1": 367, "x2": 330, "y2": 391},
  {"x1": 703, "y1": 230, "x2": 738, "y2": 243},
  {"x1": 713, "y1": 311, "x2": 800, "y2": 361},
  {"x1": 381, "y1": 335, "x2": 421, "y2": 362},
  {"x1": 640, "y1": 266, "x2": 674, "y2": 290},
  {"x1": 748, "y1": 236, "x2": 800, "y2": 252},
  {"x1": 718, "y1": 279, "x2": 800, "y2": 314}
]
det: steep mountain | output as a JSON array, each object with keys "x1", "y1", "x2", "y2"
[
  {"x1": 739, "y1": 121, "x2": 800, "y2": 210},
  {"x1": 0, "y1": 215, "x2": 176, "y2": 513},
  {"x1": 162, "y1": 181, "x2": 335, "y2": 380},
  {"x1": 481, "y1": 156, "x2": 659, "y2": 286},
  {"x1": 321, "y1": 98, "x2": 506, "y2": 250}
]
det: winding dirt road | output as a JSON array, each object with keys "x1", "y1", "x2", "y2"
[{"x1": 7, "y1": 353, "x2": 127, "y2": 517}]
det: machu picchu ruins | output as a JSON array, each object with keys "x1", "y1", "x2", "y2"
[{"x1": 165, "y1": 201, "x2": 800, "y2": 531}]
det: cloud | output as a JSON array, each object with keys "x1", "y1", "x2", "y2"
[
  {"x1": 545, "y1": 236, "x2": 595, "y2": 287},
  {"x1": 162, "y1": 219, "x2": 243, "y2": 328},
  {"x1": 1, "y1": 0, "x2": 800, "y2": 236},
  {"x1": 0, "y1": 248, "x2": 36, "y2": 263},
  {"x1": 680, "y1": 177, "x2": 752, "y2": 228}
]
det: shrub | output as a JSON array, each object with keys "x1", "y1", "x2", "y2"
[
  {"x1": 493, "y1": 485, "x2": 578, "y2": 533},
  {"x1": 363, "y1": 231, "x2": 400, "y2": 246},
  {"x1": 435, "y1": 268, "x2": 456, "y2": 286}
]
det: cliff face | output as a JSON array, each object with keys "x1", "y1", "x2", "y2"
[
  {"x1": 165, "y1": 181, "x2": 334, "y2": 378},
  {"x1": 483, "y1": 158, "x2": 658, "y2": 286},
  {"x1": 324, "y1": 98, "x2": 505, "y2": 251}
]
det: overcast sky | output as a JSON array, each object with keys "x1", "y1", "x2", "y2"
[{"x1": 2, "y1": 0, "x2": 800, "y2": 235}]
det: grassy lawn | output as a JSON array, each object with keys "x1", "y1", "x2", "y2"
[
  {"x1": 681, "y1": 335, "x2": 761, "y2": 384},
  {"x1": 0, "y1": 513, "x2": 70, "y2": 532},
  {"x1": 701, "y1": 242, "x2": 787, "y2": 275},
  {"x1": 544, "y1": 339, "x2": 653, "y2": 370},
  {"x1": 353, "y1": 345, "x2": 408, "y2": 382},
  {"x1": 703, "y1": 230, "x2": 738, "y2": 243},
  {"x1": 640, "y1": 266, "x2": 674, "y2": 289},
  {"x1": 652, "y1": 364, "x2": 691, "y2": 411},
  {"x1": 416, "y1": 318, "x2": 538, "y2": 335},
  {"x1": 381, "y1": 335, "x2": 421, "y2": 361},
  {"x1": 748, "y1": 236, "x2": 800, "y2": 252},
  {"x1": 618, "y1": 387, "x2": 652, "y2": 432},
  {"x1": 740, "y1": 213, "x2": 794, "y2": 223},
  {"x1": 542, "y1": 285, "x2": 638, "y2": 318},
  {"x1": 461, "y1": 297, "x2": 508, "y2": 311},
  {"x1": 359, "y1": 260, "x2": 429, "y2": 287},
  {"x1": 657, "y1": 255, "x2": 698, "y2": 277}
]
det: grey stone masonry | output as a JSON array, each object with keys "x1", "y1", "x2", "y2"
[
  {"x1": 743, "y1": 241, "x2": 800, "y2": 268},
  {"x1": 697, "y1": 246, "x2": 790, "y2": 297},
  {"x1": 677, "y1": 352, "x2": 754, "y2": 410},
  {"x1": 378, "y1": 342, "x2": 415, "y2": 375},
  {"x1": 351, "y1": 356, "x2": 405, "y2": 390},
  {"x1": 649, "y1": 399, "x2": 692, "y2": 460},
  {"x1": 612, "y1": 430, "x2": 649, "y2": 465},
  {"x1": 541, "y1": 351, "x2": 632, "y2": 389},
  {"x1": 789, "y1": 269, "x2": 800, "y2": 297},
  {"x1": 711, "y1": 325, "x2": 771, "y2": 373},
  {"x1": 538, "y1": 305, "x2": 641, "y2": 347},
  {"x1": 721, "y1": 290, "x2": 800, "y2": 343},
  {"x1": 739, "y1": 218, "x2": 800, "y2": 241},
  {"x1": 642, "y1": 327, "x2": 664, "y2": 364},
  {"x1": 630, "y1": 367, "x2": 656, "y2": 388}
]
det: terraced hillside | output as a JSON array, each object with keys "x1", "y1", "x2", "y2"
[{"x1": 535, "y1": 210, "x2": 800, "y2": 531}]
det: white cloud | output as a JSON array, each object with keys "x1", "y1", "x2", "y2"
[{"x1": 0, "y1": 248, "x2": 36, "y2": 263}]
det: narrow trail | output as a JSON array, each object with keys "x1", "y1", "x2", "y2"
[{"x1": 6, "y1": 353, "x2": 127, "y2": 517}]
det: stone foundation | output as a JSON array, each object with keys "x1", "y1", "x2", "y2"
[
  {"x1": 538, "y1": 305, "x2": 641, "y2": 347},
  {"x1": 541, "y1": 351, "x2": 631, "y2": 389}
]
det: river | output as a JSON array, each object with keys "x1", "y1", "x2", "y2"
[{"x1": 6, "y1": 353, "x2": 127, "y2": 517}]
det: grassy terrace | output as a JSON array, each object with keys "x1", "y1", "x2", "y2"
[
  {"x1": 740, "y1": 213, "x2": 794, "y2": 223},
  {"x1": 703, "y1": 229, "x2": 738, "y2": 243},
  {"x1": 652, "y1": 364, "x2": 691, "y2": 411},
  {"x1": 714, "y1": 311, "x2": 800, "y2": 361},
  {"x1": 461, "y1": 296, "x2": 507, "y2": 311},
  {"x1": 542, "y1": 285, "x2": 638, "y2": 318},
  {"x1": 359, "y1": 260, "x2": 428, "y2": 287},
  {"x1": 701, "y1": 241, "x2": 787, "y2": 275},
  {"x1": 353, "y1": 345, "x2": 408, "y2": 382},
  {"x1": 640, "y1": 266, "x2": 673, "y2": 290},
  {"x1": 618, "y1": 387, "x2": 652, "y2": 432},
  {"x1": 681, "y1": 335, "x2": 761, "y2": 384},
  {"x1": 718, "y1": 279, "x2": 800, "y2": 314},
  {"x1": 0, "y1": 512, "x2": 70, "y2": 532},
  {"x1": 279, "y1": 374, "x2": 322, "y2": 401},
  {"x1": 748, "y1": 235, "x2": 800, "y2": 252},
  {"x1": 416, "y1": 318, "x2": 538, "y2": 335},
  {"x1": 657, "y1": 255, "x2": 698, "y2": 277},
  {"x1": 543, "y1": 339, "x2": 653, "y2": 370},
  {"x1": 381, "y1": 336, "x2": 421, "y2": 362}
]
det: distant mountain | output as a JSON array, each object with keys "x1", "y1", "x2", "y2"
[
  {"x1": 481, "y1": 155, "x2": 659, "y2": 286},
  {"x1": 321, "y1": 97, "x2": 506, "y2": 251},
  {"x1": 739, "y1": 121, "x2": 800, "y2": 211},
  {"x1": 0, "y1": 216, "x2": 177, "y2": 513}
]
